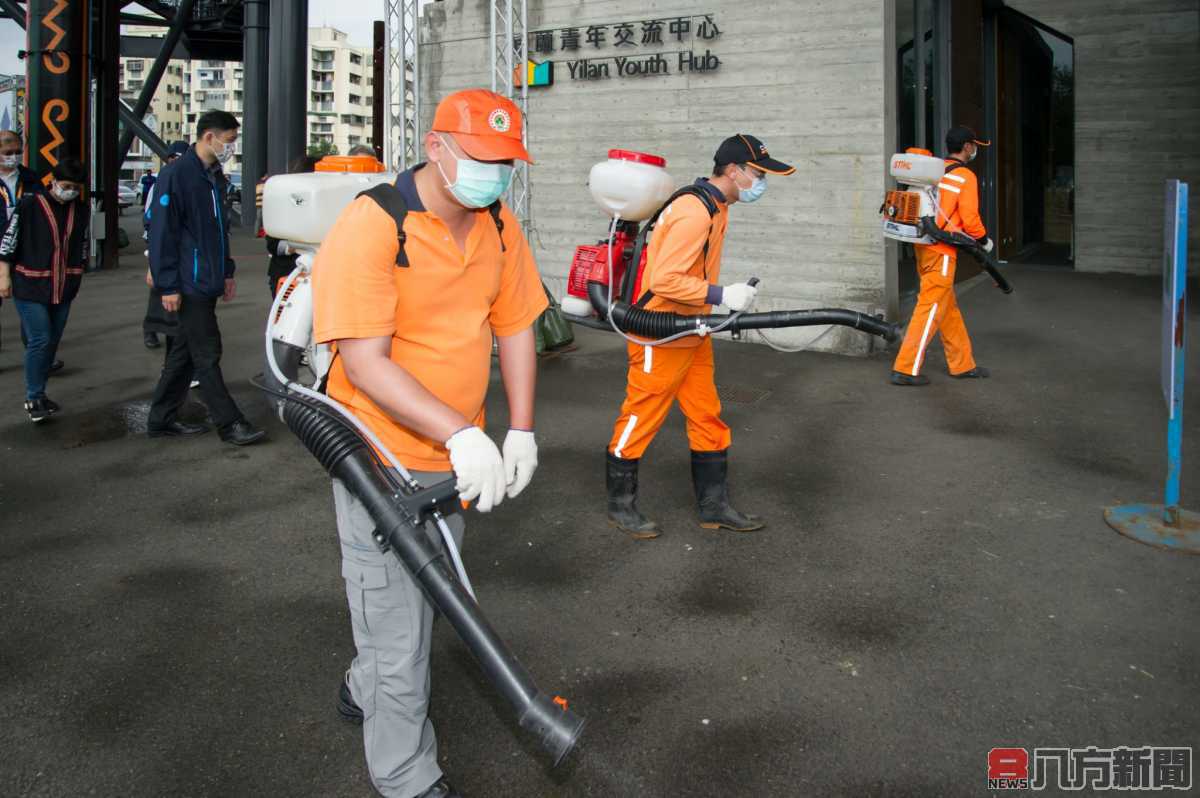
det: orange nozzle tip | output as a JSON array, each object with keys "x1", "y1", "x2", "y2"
[{"x1": 553, "y1": 696, "x2": 569, "y2": 710}]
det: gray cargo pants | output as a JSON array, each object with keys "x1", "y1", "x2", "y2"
[{"x1": 333, "y1": 469, "x2": 465, "y2": 798}]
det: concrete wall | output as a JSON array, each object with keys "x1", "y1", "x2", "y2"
[
  {"x1": 1006, "y1": 0, "x2": 1200, "y2": 274},
  {"x1": 421, "y1": 0, "x2": 891, "y2": 354}
]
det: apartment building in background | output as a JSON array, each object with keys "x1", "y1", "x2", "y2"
[
  {"x1": 118, "y1": 32, "x2": 187, "y2": 181},
  {"x1": 308, "y1": 27, "x2": 375, "y2": 155},
  {"x1": 117, "y1": 25, "x2": 374, "y2": 181}
]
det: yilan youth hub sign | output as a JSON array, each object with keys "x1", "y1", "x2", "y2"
[{"x1": 515, "y1": 13, "x2": 723, "y2": 87}]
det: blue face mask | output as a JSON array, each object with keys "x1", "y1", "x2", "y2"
[
  {"x1": 436, "y1": 134, "x2": 514, "y2": 209},
  {"x1": 734, "y1": 166, "x2": 767, "y2": 204}
]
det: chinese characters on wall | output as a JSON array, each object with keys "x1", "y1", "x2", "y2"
[{"x1": 519, "y1": 14, "x2": 723, "y2": 84}]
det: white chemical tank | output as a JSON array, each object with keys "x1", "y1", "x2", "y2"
[
  {"x1": 588, "y1": 149, "x2": 674, "y2": 222},
  {"x1": 889, "y1": 151, "x2": 945, "y2": 188},
  {"x1": 262, "y1": 171, "x2": 396, "y2": 246}
]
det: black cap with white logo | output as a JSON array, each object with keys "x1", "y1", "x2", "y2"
[{"x1": 714, "y1": 133, "x2": 795, "y2": 175}]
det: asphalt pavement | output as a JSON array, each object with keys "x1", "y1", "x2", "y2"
[{"x1": 1, "y1": 218, "x2": 1197, "y2": 797}]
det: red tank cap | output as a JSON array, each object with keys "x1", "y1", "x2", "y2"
[{"x1": 608, "y1": 149, "x2": 666, "y2": 168}]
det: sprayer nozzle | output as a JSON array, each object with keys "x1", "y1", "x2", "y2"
[{"x1": 519, "y1": 692, "x2": 586, "y2": 768}]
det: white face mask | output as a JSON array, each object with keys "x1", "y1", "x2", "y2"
[
  {"x1": 210, "y1": 136, "x2": 236, "y2": 164},
  {"x1": 53, "y1": 184, "x2": 79, "y2": 202},
  {"x1": 0, "y1": 154, "x2": 18, "y2": 170}
]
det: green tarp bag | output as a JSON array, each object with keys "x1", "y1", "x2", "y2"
[{"x1": 535, "y1": 282, "x2": 574, "y2": 354}]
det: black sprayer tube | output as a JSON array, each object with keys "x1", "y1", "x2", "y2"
[
  {"x1": 281, "y1": 396, "x2": 585, "y2": 766},
  {"x1": 587, "y1": 281, "x2": 901, "y2": 342},
  {"x1": 920, "y1": 220, "x2": 1014, "y2": 294}
]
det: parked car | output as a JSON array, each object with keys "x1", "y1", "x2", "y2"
[
  {"x1": 226, "y1": 173, "x2": 242, "y2": 205},
  {"x1": 115, "y1": 182, "x2": 138, "y2": 215}
]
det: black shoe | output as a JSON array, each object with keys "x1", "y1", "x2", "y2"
[
  {"x1": 606, "y1": 451, "x2": 660, "y2": 540},
  {"x1": 890, "y1": 371, "x2": 930, "y2": 386},
  {"x1": 147, "y1": 420, "x2": 210, "y2": 438},
  {"x1": 337, "y1": 673, "x2": 363, "y2": 724},
  {"x1": 48, "y1": 359, "x2": 64, "y2": 375},
  {"x1": 42, "y1": 396, "x2": 61, "y2": 415},
  {"x1": 691, "y1": 450, "x2": 765, "y2": 532},
  {"x1": 219, "y1": 420, "x2": 266, "y2": 446},
  {"x1": 24, "y1": 398, "x2": 50, "y2": 423},
  {"x1": 416, "y1": 779, "x2": 462, "y2": 798},
  {"x1": 950, "y1": 366, "x2": 990, "y2": 379},
  {"x1": 144, "y1": 332, "x2": 161, "y2": 349}
]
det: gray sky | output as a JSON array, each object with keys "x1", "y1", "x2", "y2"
[{"x1": 0, "y1": 1, "x2": 385, "y2": 77}]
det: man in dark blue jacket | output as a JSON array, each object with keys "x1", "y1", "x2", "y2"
[{"x1": 147, "y1": 110, "x2": 264, "y2": 445}]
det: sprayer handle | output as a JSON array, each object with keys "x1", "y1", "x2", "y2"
[{"x1": 747, "y1": 277, "x2": 760, "y2": 288}]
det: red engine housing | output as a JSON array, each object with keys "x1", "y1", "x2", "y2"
[{"x1": 566, "y1": 223, "x2": 640, "y2": 303}]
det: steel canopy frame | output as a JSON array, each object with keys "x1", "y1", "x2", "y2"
[
  {"x1": 384, "y1": 0, "x2": 420, "y2": 171},
  {"x1": 490, "y1": 0, "x2": 528, "y2": 230}
]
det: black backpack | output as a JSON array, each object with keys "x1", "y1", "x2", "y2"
[{"x1": 620, "y1": 184, "x2": 721, "y2": 307}]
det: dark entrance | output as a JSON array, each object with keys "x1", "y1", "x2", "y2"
[{"x1": 991, "y1": 8, "x2": 1075, "y2": 265}]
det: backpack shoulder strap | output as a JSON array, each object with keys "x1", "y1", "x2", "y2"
[
  {"x1": 488, "y1": 200, "x2": 506, "y2": 252},
  {"x1": 630, "y1": 185, "x2": 721, "y2": 308},
  {"x1": 357, "y1": 183, "x2": 410, "y2": 267}
]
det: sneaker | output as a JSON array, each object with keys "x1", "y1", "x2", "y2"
[
  {"x1": 48, "y1": 359, "x2": 64, "y2": 374},
  {"x1": 24, "y1": 398, "x2": 50, "y2": 423},
  {"x1": 189, "y1": 379, "x2": 200, "y2": 389},
  {"x1": 950, "y1": 366, "x2": 991, "y2": 379},
  {"x1": 42, "y1": 396, "x2": 61, "y2": 415}
]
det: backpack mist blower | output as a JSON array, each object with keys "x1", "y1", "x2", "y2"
[
  {"x1": 560, "y1": 150, "x2": 901, "y2": 347},
  {"x1": 256, "y1": 161, "x2": 585, "y2": 767},
  {"x1": 880, "y1": 149, "x2": 1013, "y2": 293}
]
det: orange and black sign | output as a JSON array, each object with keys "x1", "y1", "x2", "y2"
[{"x1": 24, "y1": 0, "x2": 90, "y2": 187}]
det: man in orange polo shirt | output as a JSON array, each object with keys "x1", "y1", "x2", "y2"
[
  {"x1": 606, "y1": 134, "x2": 794, "y2": 540},
  {"x1": 891, "y1": 125, "x2": 994, "y2": 386},
  {"x1": 311, "y1": 89, "x2": 546, "y2": 798}
]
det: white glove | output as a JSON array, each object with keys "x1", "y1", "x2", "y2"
[
  {"x1": 445, "y1": 426, "x2": 506, "y2": 512},
  {"x1": 981, "y1": 237, "x2": 995, "y2": 253},
  {"x1": 722, "y1": 282, "x2": 759, "y2": 312},
  {"x1": 502, "y1": 429, "x2": 538, "y2": 498}
]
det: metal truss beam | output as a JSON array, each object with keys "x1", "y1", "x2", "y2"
[
  {"x1": 384, "y1": 0, "x2": 420, "y2": 171},
  {"x1": 490, "y1": 0, "x2": 528, "y2": 230}
]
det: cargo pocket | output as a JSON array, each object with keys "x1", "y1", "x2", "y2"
[{"x1": 342, "y1": 556, "x2": 416, "y2": 652}]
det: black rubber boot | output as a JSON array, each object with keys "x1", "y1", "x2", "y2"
[
  {"x1": 606, "y1": 451, "x2": 660, "y2": 540},
  {"x1": 691, "y1": 450, "x2": 765, "y2": 532}
]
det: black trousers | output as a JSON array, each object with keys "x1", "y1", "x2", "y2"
[{"x1": 148, "y1": 295, "x2": 242, "y2": 430}]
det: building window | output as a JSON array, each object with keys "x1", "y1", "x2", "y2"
[
  {"x1": 349, "y1": 74, "x2": 362, "y2": 85},
  {"x1": 349, "y1": 53, "x2": 362, "y2": 66},
  {"x1": 349, "y1": 94, "x2": 361, "y2": 106}
]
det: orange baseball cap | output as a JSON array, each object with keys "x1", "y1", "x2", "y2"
[{"x1": 431, "y1": 89, "x2": 533, "y2": 164}]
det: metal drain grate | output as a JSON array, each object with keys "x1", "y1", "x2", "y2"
[{"x1": 715, "y1": 384, "x2": 773, "y2": 405}]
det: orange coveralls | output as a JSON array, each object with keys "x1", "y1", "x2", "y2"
[
  {"x1": 608, "y1": 188, "x2": 733, "y2": 460},
  {"x1": 893, "y1": 160, "x2": 985, "y2": 377}
]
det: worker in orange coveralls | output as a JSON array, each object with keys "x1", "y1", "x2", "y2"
[
  {"x1": 891, "y1": 125, "x2": 995, "y2": 386},
  {"x1": 605, "y1": 134, "x2": 794, "y2": 540}
]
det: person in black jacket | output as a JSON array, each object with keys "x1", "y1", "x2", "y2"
[
  {"x1": 146, "y1": 111, "x2": 265, "y2": 446},
  {"x1": 0, "y1": 157, "x2": 88, "y2": 423},
  {"x1": 266, "y1": 155, "x2": 317, "y2": 297},
  {"x1": 142, "y1": 140, "x2": 190, "y2": 349}
]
